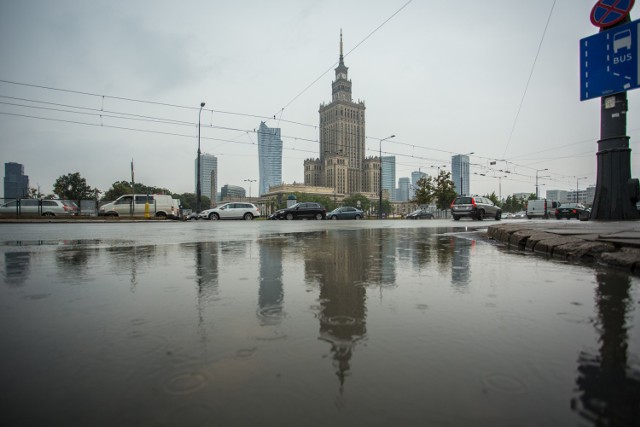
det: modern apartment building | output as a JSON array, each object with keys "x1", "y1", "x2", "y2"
[
  {"x1": 4, "y1": 162, "x2": 29, "y2": 199},
  {"x1": 257, "y1": 122, "x2": 283, "y2": 196}
]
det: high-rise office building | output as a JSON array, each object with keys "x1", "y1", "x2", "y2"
[
  {"x1": 410, "y1": 170, "x2": 427, "y2": 199},
  {"x1": 257, "y1": 122, "x2": 283, "y2": 196},
  {"x1": 195, "y1": 153, "x2": 218, "y2": 206},
  {"x1": 305, "y1": 30, "x2": 368, "y2": 195},
  {"x1": 397, "y1": 177, "x2": 410, "y2": 202},
  {"x1": 451, "y1": 154, "x2": 470, "y2": 196},
  {"x1": 4, "y1": 162, "x2": 29, "y2": 199},
  {"x1": 382, "y1": 156, "x2": 396, "y2": 201}
]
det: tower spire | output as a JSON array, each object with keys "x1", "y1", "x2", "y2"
[{"x1": 339, "y1": 29, "x2": 344, "y2": 63}]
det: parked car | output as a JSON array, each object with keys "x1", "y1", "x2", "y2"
[
  {"x1": 504, "y1": 212, "x2": 516, "y2": 219},
  {"x1": 450, "y1": 196, "x2": 501, "y2": 221},
  {"x1": 0, "y1": 199, "x2": 78, "y2": 216},
  {"x1": 555, "y1": 203, "x2": 590, "y2": 220},
  {"x1": 327, "y1": 206, "x2": 364, "y2": 220},
  {"x1": 270, "y1": 202, "x2": 326, "y2": 220},
  {"x1": 406, "y1": 208, "x2": 434, "y2": 220},
  {"x1": 514, "y1": 211, "x2": 527, "y2": 219},
  {"x1": 199, "y1": 202, "x2": 261, "y2": 220}
]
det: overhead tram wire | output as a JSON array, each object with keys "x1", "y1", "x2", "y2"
[
  {"x1": 0, "y1": 111, "x2": 318, "y2": 156},
  {"x1": 0, "y1": 91, "x2": 588, "y2": 184},
  {"x1": 0, "y1": 79, "x2": 317, "y2": 129},
  {"x1": 1, "y1": 108, "x2": 579, "y2": 189},
  {"x1": 4, "y1": 90, "x2": 596, "y2": 167},
  {"x1": 1, "y1": 86, "x2": 591, "y2": 187},
  {"x1": 501, "y1": 0, "x2": 557, "y2": 158}
]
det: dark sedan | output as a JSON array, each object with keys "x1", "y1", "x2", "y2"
[
  {"x1": 406, "y1": 208, "x2": 434, "y2": 220},
  {"x1": 555, "y1": 203, "x2": 590, "y2": 220},
  {"x1": 327, "y1": 206, "x2": 364, "y2": 220},
  {"x1": 270, "y1": 202, "x2": 326, "y2": 220}
]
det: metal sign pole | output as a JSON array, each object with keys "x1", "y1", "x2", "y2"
[{"x1": 585, "y1": 1, "x2": 639, "y2": 220}]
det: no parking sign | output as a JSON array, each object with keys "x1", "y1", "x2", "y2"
[{"x1": 590, "y1": 0, "x2": 635, "y2": 28}]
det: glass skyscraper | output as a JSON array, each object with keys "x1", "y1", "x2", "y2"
[
  {"x1": 397, "y1": 177, "x2": 410, "y2": 202},
  {"x1": 4, "y1": 162, "x2": 29, "y2": 199},
  {"x1": 381, "y1": 156, "x2": 396, "y2": 201},
  {"x1": 451, "y1": 154, "x2": 470, "y2": 196},
  {"x1": 257, "y1": 122, "x2": 282, "y2": 196},
  {"x1": 410, "y1": 170, "x2": 427, "y2": 200},
  {"x1": 195, "y1": 153, "x2": 218, "y2": 206}
]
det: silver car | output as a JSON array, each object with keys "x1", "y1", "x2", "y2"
[
  {"x1": 199, "y1": 202, "x2": 261, "y2": 220},
  {"x1": 450, "y1": 196, "x2": 501, "y2": 221},
  {"x1": 0, "y1": 199, "x2": 78, "y2": 216}
]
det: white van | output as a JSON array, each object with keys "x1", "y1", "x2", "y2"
[
  {"x1": 99, "y1": 194, "x2": 180, "y2": 218},
  {"x1": 526, "y1": 199, "x2": 559, "y2": 219}
]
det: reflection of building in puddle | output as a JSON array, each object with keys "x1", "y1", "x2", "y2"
[
  {"x1": 257, "y1": 237, "x2": 285, "y2": 325},
  {"x1": 3, "y1": 252, "x2": 31, "y2": 287},
  {"x1": 55, "y1": 247, "x2": 100, "y2": 285},
  {"x1": 194, "y1": 242, "x2": 219, "y2": 302},
  {"x1": 573, "y1": 269, "x2": 640, "y2": 425},
  {"x1": 303, "y1": 230, "x2": 370, "y2": 389},
  {"x1": 105, "y1": 245, "x2": 157, "y2": 291},
  {"x1": 451, "y1": 237, "x2": 474, "y2": 288}
]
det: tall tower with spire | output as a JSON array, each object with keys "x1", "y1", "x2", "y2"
[{"x1": 305, "y1": 30, "x2": 367, "y2": 195}]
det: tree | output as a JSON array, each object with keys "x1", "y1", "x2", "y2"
[
  {"x1": 381, "y1": 199, "x2": 392, "y2": 216},
  {"x1": 485, "y1": 191, "x2": 500, "y2": 207},
  {"x1": 53, "y1": 172, "x2": 97, "y2": 201},
  {"x1": 342, "y1": 193, "x2": 371, "y2": 212},
  {"x1": 102, "y1": 181, "x2": 172, "y2": 201},
  {"x1": 413, "y1": 170, "x2": 457, "y2": 210},
  {"x1": 412, "y1": 176, "x2": 435, "y2": 206},
  {"x1": 176, "y1": 193, "x2": 210, "y2": 210}
]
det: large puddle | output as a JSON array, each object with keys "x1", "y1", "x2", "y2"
[{"x1": 1, "y1": 224, "x2": 639, "y2": 426}]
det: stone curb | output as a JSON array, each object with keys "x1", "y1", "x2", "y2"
[{"x1": 487, "y1": 225, "x2": 639, "y2": 274}]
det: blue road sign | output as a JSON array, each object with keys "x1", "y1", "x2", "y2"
[{"x1": 580, "y1": 18, "x2": 640, "y2": 100}]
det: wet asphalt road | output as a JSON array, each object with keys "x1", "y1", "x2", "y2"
[{"x1": 1, "y1": 219, "x2": 639, "y2": 426}]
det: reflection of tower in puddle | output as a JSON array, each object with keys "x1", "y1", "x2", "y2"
[
  {"x1": 451, "y1": 237, "x2": 473, "y2": 288},
  {"x1": 573, "y1": 269, "x2": 640, "y2": 425},
  {"x1": 194, "y1": 242, "x2": 220, "y2": 348},
  {"x1": 304, "y1": 230, "x2": 370, "y2": 390},
  {"x1": 3, "y1": 252, "x2": 31, "y2": 287},
  {"x1": 257, "y1": 237, "x2": 285, "y2": 325}
]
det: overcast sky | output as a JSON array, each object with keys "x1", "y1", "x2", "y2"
[{"x1": 1, "y1": 0, "x2": 638, "y2": 200}]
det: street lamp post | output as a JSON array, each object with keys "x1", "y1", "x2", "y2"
[
  {"x1": 196, "y1": 102, "x2": 206, "y2": 213},
  {"x1": 535, "y1": 168, "x2": 548, "y2": 199},
  {"x1": 379, "y1": 135, "x2": 395, "y2": 219},
  {"x1": 431, "y1": 164, "x2": 446, "y2": 176},
  {"x1": 244, "y1": 179, "x2": 256, "y2": 199}
]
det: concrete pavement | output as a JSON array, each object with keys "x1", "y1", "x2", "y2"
[{"x1": 487, "y1": 220, "x2": 640, "y2": 274}]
